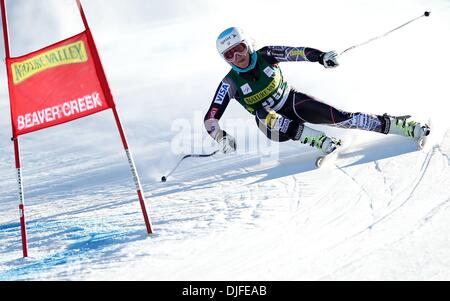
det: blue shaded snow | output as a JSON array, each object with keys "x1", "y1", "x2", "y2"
[{"x1": 0, "y1": 219, "x2": 146, "y2": 281}]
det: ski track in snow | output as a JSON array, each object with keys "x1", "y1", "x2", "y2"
[{"x1": 1, "y1": 131, "x2": 449, "y2": 280}]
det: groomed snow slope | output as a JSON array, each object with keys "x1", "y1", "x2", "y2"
[{"x1": 0, "y1": 0, "x2": 449, "y2": 280}]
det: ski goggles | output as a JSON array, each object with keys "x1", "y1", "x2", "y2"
[{"x1": 223, "y1": 42, "x2": 248, "y2": 62}]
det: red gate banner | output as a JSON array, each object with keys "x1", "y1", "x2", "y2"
[{"x1": 6, "y1": 31, "x2": 115, "y2": 137}]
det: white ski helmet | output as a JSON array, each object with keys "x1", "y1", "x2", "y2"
[
  {"x1": 216, "y1": 27, "x2": 257, "y2": 72},
  {"x1": 216, "y1": 27, "x2": 254, "y2": 58}
]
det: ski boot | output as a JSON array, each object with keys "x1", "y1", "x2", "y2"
[
  {"x1": 314, "y1": 136, "x2": 342, "y2": 168},
  {"x1": 383, "y1": 114, "x2": 431, "y2": 149},
  {"x1": 297, "y1": 125, "x2": 342, "y2": 168}
]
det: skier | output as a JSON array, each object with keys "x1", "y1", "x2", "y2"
[{"x1": 204, "y1": 27, "x2": 430, "y2": 158}]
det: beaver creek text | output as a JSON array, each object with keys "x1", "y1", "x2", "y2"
[{"x1": 17, "y1": 92, "x2": 103, "y2": 130}]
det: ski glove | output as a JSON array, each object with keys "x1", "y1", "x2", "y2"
[
  {"x1": 319, "y1": 51, "x2": 339, "y2": 68},
  {"x1": 216, "y1": 131, "x2": 237, "y2": 154}
]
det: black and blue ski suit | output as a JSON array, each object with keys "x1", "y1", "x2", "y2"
[{"x1": 204, "y1": 46, "x2": 389, "y2": 142}]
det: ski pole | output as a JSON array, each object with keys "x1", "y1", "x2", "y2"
[
  {"x1": 340, "y1": 11, "x2": 431, "y2": 56},
  {"x1": 161, "y1": 150, "x2": 219, "y2": 182}
]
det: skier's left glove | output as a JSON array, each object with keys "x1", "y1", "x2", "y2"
[
  {"x1": 216, "y1": 131, "x2": 237, "y2": 154},
  {"x1": 319, "y1": 51, "x2": 339, "y2": 68}
]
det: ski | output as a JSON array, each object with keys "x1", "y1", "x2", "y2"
[
  {"x1": 417, "y1": 119, "x2": 432, "y2": 150},
  {"x1": 315, "y1": 140, "x2": 343, "y2": 168}
]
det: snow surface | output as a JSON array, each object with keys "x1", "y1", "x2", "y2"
[{"x1": 0, "y1": 0, "x2": 450, "y2": 280}]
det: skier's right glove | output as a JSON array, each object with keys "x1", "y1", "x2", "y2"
[
  {"x1": 216, "y1": 131, "x2": 237, "y2": 154},
  {"x1": 319, "y1": 51, "x2": 339, "y2": 68}
]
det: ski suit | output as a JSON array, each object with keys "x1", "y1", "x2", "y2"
[{"x1": 204, "y1": 46, "x2": 390, "y2": 142}]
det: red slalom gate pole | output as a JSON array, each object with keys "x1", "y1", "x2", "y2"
[
  {"x1": 76, "y1": 0, "x2": 153, "y2": 234},
  {"x1": 1, "y1": 0, "x2": 28, "y2": 257},
  {"x1": 112, "y1": 108, "x2": 153, "y2": 234},
  {"x1": 14, "y1": 140, "x2": 28, "y2": 257}
]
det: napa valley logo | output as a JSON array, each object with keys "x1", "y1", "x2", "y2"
[{"x1": 11, "y1": 40, "x2": 88, "y2": 85}]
